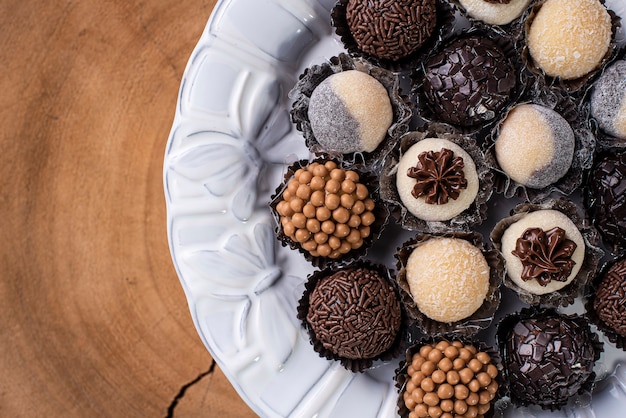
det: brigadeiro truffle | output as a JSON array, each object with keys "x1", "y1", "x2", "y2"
[
  {"x1": 269, "y1": 158, "x2": 387, "y2": 268},
  {"x1": 297, "y1": 262, "x2": 404, "y2": 372},
  {"x1": 395, "y1": 231, "x2": 503, "y2": 337},
  {"x1": 396, "y1": 339, "x2": 502, "y2": 418},
  {"x1": 585, "y1": 151, "x2": 626, "y2": 253},
  {"x1": 497, "y1": 308, "x2": 602, "y2": 410},
  {"x1": 454, "y1": 0, "x2": 533, "y2": 25},
  {"x1": 380, "y1": 127, "x2": 493, "y2": 232},
  {"x1": 290, "y1": 54, "x2": 412, "y2": 167},
  {"x1": 524, "y1": 0, "x2": 615, "y2": 84},
  {"x1": 331, "y1": 0, "x2": 455, "y2": 70},
  {"x1": 590, "y1": 59, "x2": 626, "y2": 141},
  {"x1": 418, "y1": 33, "x2": 517, "y2": 128},
  {"x1": 491, "y1": 199, "x2": 604, "y2": 307},
  {"x1": 493, "y1": 103, "x2": 575, "y2": 189},
  {"x1": 586, "y1": 256, "x2": 626, "y2": 350}
]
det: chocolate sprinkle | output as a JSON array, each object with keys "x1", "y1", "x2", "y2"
[
  {"x1": 502, "y1": 311, "x2": 599, "y2": 409},
  {"x1": 593, "y1": 259, "x2": 626, "y2": 337},
  {"x1": 586, "y1": 152, "x2": 626, "y2": 252},
  {"x1": 345, "y1": 0, "x2": 437, "y2": 61},
  {"x1": 306, "y1": 267, "x2": 402, "y2": 360},
  {"x1": 422, "y1": 36, "x2": 516, "y2": 127}
]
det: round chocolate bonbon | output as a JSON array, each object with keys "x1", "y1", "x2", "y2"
[
  {"x1": 305, "y1": 266, "x2": 401, "y2": 360},
  {"x1": 345, "y1": 0, "x2": 437, "y2": 61},
  {"x1": 586, "y1": 152, "x2": 626, "y2": 251},
  {"x1": 422, "y1": 35, "x2": 516, "y2": 127},
  {"x1": 401, "y1": 340, "x2": 499, "y2": 418},
  {"x1": 500, "y1": 310, "x2": 600, "y2": 409},
  {"x1": 593, "y1": 258, "x2": 626, "y2": 337},
  {"x1": 275, "y1": 161, "x2": 376, "y2": 259}
]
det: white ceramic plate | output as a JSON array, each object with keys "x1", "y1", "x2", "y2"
[{"x1": 164, "y1": 1, "x2": 626, "y2": 416}]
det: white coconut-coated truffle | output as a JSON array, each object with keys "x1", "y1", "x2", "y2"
[
  {"x1": 406, "y1": 237, "x2": 490, "y2": 323},
  {"x1": 527, "y1": 0, "x2": 612, "y2": 80},
  {"x1": 495, "y1": 104, "x2": 574, "y2": 189},
  {"x1": 308, "y1": 70, "x2": 393, "y2": 154},
  {"x1": 396, "y1": 137, "x2": 479, "y2": 221},
  {"x1": 590, "y1": 60, "x2": 626, "y2": 139},
  {"x1": 500, "y1": 210, "x2": 585, "y2": 295},
  {"x1": 459, "y1": 0, "x2": 532, "y2": 25}
]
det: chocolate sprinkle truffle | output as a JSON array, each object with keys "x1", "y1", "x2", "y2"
[
  {"x1": 422, "y1": 35, "x2": 516, "y2": 127},
  {"x1": 304, "y1": 266, "x2": 402, "y2": 363},
  {"x1": 590, "y1": 59, "x2": 626, "y2": 140},
  {"x1": 396, "y1": 137, "x2": 479, "y2": 221},
  {"x1": 499, "y1": 209, "x2": 585, "y2": 296},
  {"x1": 405, "y1": 237, "x2": 490, "y2": 323},
  {"x1": 593, "y1": 258, "x2": 626, "y2": 337},
  {"x1": 494, "y1": 103, "x2": 575, "y2": 189},
  {"x1": 500, "y1": 310, "x2": 600, "y2": 409},
  {"x1": 526, "y1": 0, "x2": 612, "y2": 80},
  {"x1": 345, "y1": 0, "x2": 437, "y2": 62},
  {"x1": 586, "y1": 152, "x2": 626, "y2": 252},
  {"x1": 308, "y1": 70, "x2": 393, "y2": 154},
  {"x1": 458, "y1": 0, "x2": 532, "y2": 25}
]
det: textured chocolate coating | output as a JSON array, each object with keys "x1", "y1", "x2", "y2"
[
  {"x1": 587, "y1": 152, "x2": 626, "y2": 251},
  {"x1": 306, "y1": 267, "x2": 401, "y2": 360},
  {"x1": 511, "y1": 227, "x2": 577, "y2": 286},
  {"x1": 594, "y1": 259, "x2": 626, "y2": 337},
  {"x1": 590, "y1": 60, "x2": 626, "y2": 139},
  {"x1": 346, "y1": 0, "x2": 437, "y2": 61},
  {"x1": 502, "y1": 311, "x2": 599, "y2": 408},
  {"x1": 422, "y1": 36, "x2": 516, "y2": 127}
]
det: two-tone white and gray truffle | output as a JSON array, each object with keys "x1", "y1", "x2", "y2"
[
  {"x1": 590, "y1": 60, "x2": 626, "y2": 139},
  {"x1": 308, "y1": 70, "x2": 393, "y2": 154},
  {"x1": 495, "y1": 104, "x2": 575, "y2": 189}
]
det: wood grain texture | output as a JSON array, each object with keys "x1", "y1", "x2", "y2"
[{"x1": 0, "y1": 0, "x2": 256, "y2": 416}]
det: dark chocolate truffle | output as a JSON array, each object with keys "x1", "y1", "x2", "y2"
[
  {"x1": 305, "y1": 266, "x2": 402, "y2": 361},
  {"x1": 500, "y1": 310, "x2": 600, "y2": 409},
  {"x1": 586, "y1": 152, "x2": 626, "y2": 251},
  {"x1": 590, "y1": 59, "x2": 626, "y2": 139},
  {"x1": 422, "y1": 36, "x2": 516, "y2": 127},
  {"x1": 345, "y1": 0, "x2": 437, "y2": 61},
  {"x1": 593, "y1": 258, "x2": 626, "y2": 337}
]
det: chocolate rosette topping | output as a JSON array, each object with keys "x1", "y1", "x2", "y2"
[
  {"x1": 407, "y1": 148, "x2": 468, "y2": 204},
  {"x1": 511, "y1": 227, "x2": 577, "y2": 286}
]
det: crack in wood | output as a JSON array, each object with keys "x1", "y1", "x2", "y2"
[{"x1": 166, "y1": 360, "x2": 216, "y2": 418}]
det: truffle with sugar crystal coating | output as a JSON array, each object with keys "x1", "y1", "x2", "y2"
[{"x1": 590, "y1": 59, "x2": 626, "y2": 140}]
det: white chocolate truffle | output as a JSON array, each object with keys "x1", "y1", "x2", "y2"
[
  {"x1": 396, "y1": 138, "x2": 479, "y2": 221},
  {"x1": 406, "y1": 237, "x2": 490, "y2": 323},
  {"x1": 495, "y1": 104, "x2": 574, "y2": 189},
  {"x1": 500, "y1": 210, "x2": 585, "y2": 295},
  {"x1": 308, "y1": 70, "x2": 393, "y2": 153},
  {"x1": 527, "y1": 0, "x2": 612, "y2": 80},
  {"x1": 590, "y1": 60, "x2": 626, "y2": 139},
  {"x1": 459, "y1": 0, "x2": 532, "y2": 25}
]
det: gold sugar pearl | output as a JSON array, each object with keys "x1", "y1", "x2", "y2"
[
  {"x1": 454, "y1": 399, "x2": 468, "y2": 415},
  {"x1": 298, "y1": 170, "x2": 313, "y2": 185},
  {"x1": 290, "y1": 198, "x2": 305, "y2": 213},
  {"x1": 325, "y1": 178, "x2": 340, "y2": 194},
  {"x1": 427, "y1": 405, "x2": 442, "y2": 417},
  {"x1": 486, "y1": 364, "x2": 498, "y2": 379},
  {"x1": 466, "y1": 392, "x2": 479, "y2": 406},
  {"x1": 431, "y1": 370, "x2": 446, "y2": 385},
  {"x1": 422, "y1": 392, "x2": 439, "y2": 407},
  {"x1": 312, "y1": 164, "x2": 328, "y2": 177},
  {"x1": 330, "y1": 168, "x2": 345, "y2": 181},
  {"x1": 455, "y1": 384, "x2": 469, "y2": 400},
  {"x1": 346, "y1": 229, "x2": 361, "y2": 244},
  {"x1": 468, "y1": 358, "x2": 483, "y2": 373},
  {"x1": 359, "y1": 226, "x2": 370, "y2": 238},
  {"x1": 328, "y1": 236, "x2": 341, "y2": 250},
  {"x1": 468, "y1": 379, "x2": 481, "y2": 393},
  {"x1": 325, "y1": 194, "x2": 340, "y2": 210},
  {"x1": 295, "y1": 228, "x2": 310, "y2": 243},
  {"x1": 302, "y1": 204, "x2": 316, "y2": 219},
  {"x1": 421, "y1": 360, "x2": 436, "y2": 376},
  {"x1": 340, "y1": 193, "x2": 355, "y2": 209},
  {"x1": 459, "y1": 368, "x2": 474, "y2": 384},
  {"x1": 310, "y1": 190, "x2": 325, "y2": 207},
  {"x1": 420, "y1": 377, "x2": 435, "y2": 392},
  {"x1": 446, "y1": 370, "x2": 460, "y2": 385},
  {"x1": 341, "y1": 179, "x2": 356, "y2": 193},
  {"x1": 332, "y1": 207, "x2": 350, "y2": 224},
  {"x1": 419, "y1": 345, "x2": 433, "y2": 358},
  {"x1": 476, "y1": 372, "x2": 492, "y2": 387},
  {"x1": 437, "y1": 383, "x2": 454, "y2": 400},
  {"x1": 351, "y1": 200, "x2": 365, "y2": 214},
  {"x1": 453, "y1": 358, "x2": 466, "y2": 371},
  {"x1": 438, "y1": 357, "x2": 453, "y2": 373},
  {"x1": 443, "y1": 345, "x2": 459, "y2": 359},
  {"x1": 334, "y1": 223, "x2": 350, "y2": 238},
  {"x1": 476, "y1": 352, "x2": 491, "y2": 365},
  {"x1": 348, "y1": 214, "x2": 361, "y2": 228},
  {"x1": 314, "y1": 232, "x2": 327, "y2": 244},
  {"x1": 306, "y1": 218, "x2": 320, "y2": 233},
  {"x1": 440, "y1": 399, "x2": 454, "y2": 413},
  {"x1": 345, "y1": 170, "x2": 359, "y2": 182},
  {"x1": 427, "y1": 348, "x2": 444, "y2": 363},
  {"x1": 361, "y1": 211, "x2": 375, "y2": 226},
  {"x1": 296, "y1": 184, "x2": 311, "y2": 200},
  {"x1": 465, "y1": 405, "x2": 478, "y2": 418}
]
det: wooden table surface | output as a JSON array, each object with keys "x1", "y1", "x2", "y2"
[{"x1": 0, "y1": 0, "x2": 256, "y2": 416}]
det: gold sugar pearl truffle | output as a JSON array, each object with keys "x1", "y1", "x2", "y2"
[
  {"x1": 276, "y1": 161, "x2": 376, "y2": 259},
  {"x1": 527, "y1": 0, "x2": 612, "y2": 80},
  {"x1": 403, "y1": 341, "x2": 499, "y2": 418}
]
